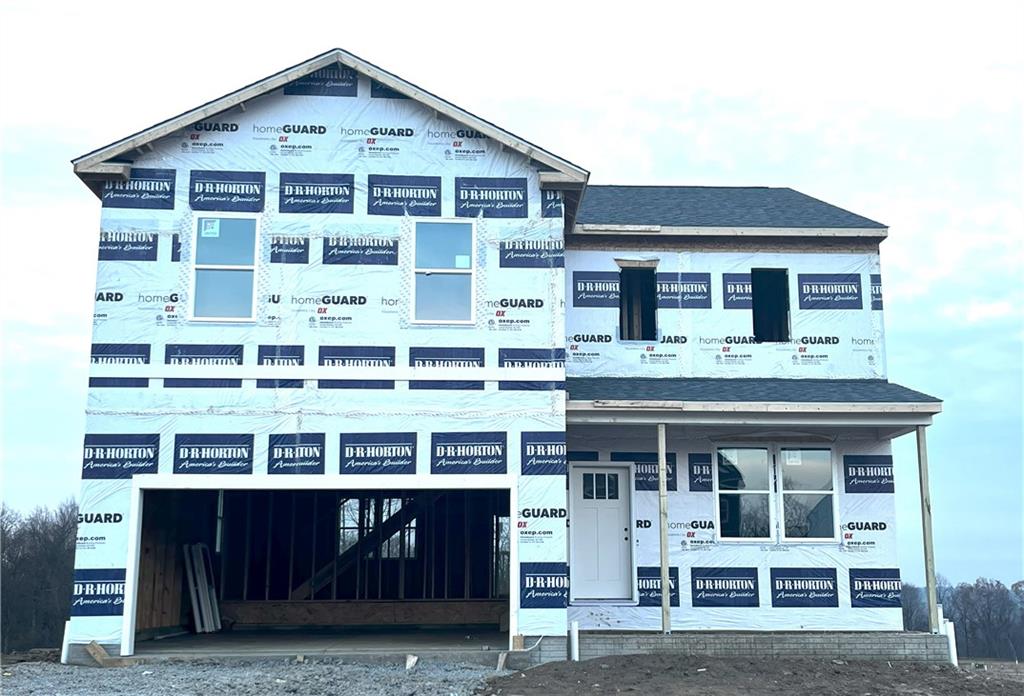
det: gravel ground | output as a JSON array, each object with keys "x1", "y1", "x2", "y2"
[{"x1": 1, "y1": 657, "x2": 498, "y2": 696}]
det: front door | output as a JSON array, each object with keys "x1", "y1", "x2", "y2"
[{"x1": 570, "y1": 466, "x2": 632, "y2": 600}]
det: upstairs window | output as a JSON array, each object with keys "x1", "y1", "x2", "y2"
[
  {"x1": 413, "y1": 221, "x2": 474, "y2": 323},
  {"x1": 619, "y1": 267, "x2": 657, "y2": 341},
  {"x1": 751, "y1": 268, "x2": 790, "y2": 342},
  {"x1": 192, "y1": 216, "x2": 258, "y2": 321}
]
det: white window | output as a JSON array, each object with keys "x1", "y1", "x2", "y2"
[
  {"x1": 716, "y1": 447, "x2": 773, "y2": 540},
  {"x1": 715, "y1": 446, "x2": 836, "y2": 542},
  {"x1": 412, "y1": 220, "x2": 474, "y2": 323},
  {"x1": 191, "y1": 215, "x2": 258, "y2": 321},
  {"x1": 779, "y1": 448, "x2": 836, "y2": 540}
]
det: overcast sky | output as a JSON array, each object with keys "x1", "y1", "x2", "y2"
[{"x1": 1, "y1": 1, "x2": 1021, "y2": 585}]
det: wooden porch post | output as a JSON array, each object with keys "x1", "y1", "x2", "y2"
[
  {"x1": 657, "y1": 423, "x2": 671, "y2": 633},
  {"x1": 916, "y1": 425, "x2": 940, "y2": 633}
]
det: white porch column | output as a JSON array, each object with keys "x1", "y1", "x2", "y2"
[
  {"x1": 916, "y1": 424, "x2": 940, "y2": 633},
  {"x1": 657, "y1": 423, "x2": 671, "y2": 634}
]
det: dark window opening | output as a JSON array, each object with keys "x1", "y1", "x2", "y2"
[
  {"x1": 751, "y1": 268, "x2": 790, "y2": 342},
  {"x1": 619, "y1": 267, "x2": 657, "y2": 341}
]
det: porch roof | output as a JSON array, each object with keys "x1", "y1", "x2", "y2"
[
  {"x1": 565, "y1": 378, "x2": 941, "y2": 436},
  {"x1": 566, "y1": 377, "x2": 940, "y2": 404}
]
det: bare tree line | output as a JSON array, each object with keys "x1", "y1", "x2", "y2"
[
  {"x1": 1, "y1": 501, "x2": 77, "y2": 653},
  {"x1": 2, "y1": 500, "x2": 1022, "y2": 659},
  {"x1": 903, "y1": 578, "x2": 1024, "y2": 661}
]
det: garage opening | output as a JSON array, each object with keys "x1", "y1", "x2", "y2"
[{"x1": 133, "y1": 489, "x2": 510, "y2": 655}]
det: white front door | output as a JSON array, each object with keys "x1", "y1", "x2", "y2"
[{"x1": 570, "y1": 466, "x2": 632, "y2": 600}]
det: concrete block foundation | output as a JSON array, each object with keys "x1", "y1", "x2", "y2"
[{"x1": 517, "y1": 631, "x2": 950, "y2": 667}]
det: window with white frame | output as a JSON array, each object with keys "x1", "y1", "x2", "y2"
[
  {"x1": 779, "y1": 448, "x2": 835, "y2": 540},
  {"x1": 192, "y1": 216, "x2": 258, "y2": 320},
  {"x1": 715, "y1": 446, "x2": 836, "y2": 542},
  {"x1": 716, "y1": 448, "x2": 772, "y2": 539},
  {"x1": 413, "y1": 221, "x2": 474, "y2": 322}
]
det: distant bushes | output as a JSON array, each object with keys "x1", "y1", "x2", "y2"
[
  {"x1": 903, "y1": 578, "x2": 1024, "y2": 660},
  {"x1": 1, "y1": 500, "x2": 77, "y2": 652}
]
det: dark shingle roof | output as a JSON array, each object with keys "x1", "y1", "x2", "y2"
[
  {"x1": 567, "y1": 378, "x2": 939, "y2": 404},
  {"x1": 576, "y1": 186, "x2": 886, "y2": 229}
]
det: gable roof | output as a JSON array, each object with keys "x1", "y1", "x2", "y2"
[
  {"x1": 576, "y1": 185, "x2": 886, "y2": 230},
  {"x1": 72, "y1": 48, "x2": 589, "y2": 190}
]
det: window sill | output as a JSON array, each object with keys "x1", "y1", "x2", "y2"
[
  {"x1": 409, "y1": 319, "x2": 476, "y2": 326},
  {"x1": 190, "y1": 317, "x2": 257, "y2": 324}
]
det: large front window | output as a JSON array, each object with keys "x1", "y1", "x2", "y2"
[
  {"x1": 715, "y1": 446, "x2": 836, "y2": 542},
  {"x1": 191, "y1": 216, "x2": 258, "y2": 320},
  {"x1": 413, "y1": 221, "x2": 474, "y2": 323}
]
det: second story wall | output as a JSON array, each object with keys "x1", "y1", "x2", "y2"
[
  {"x1": 90, "y1": 68, "x2": 567, "y2": 388},
  {"x1": 565, "y1": 246, "x2": 886, "y2": 379}
]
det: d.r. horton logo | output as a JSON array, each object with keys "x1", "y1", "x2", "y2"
[
  {"x1": 499, "y1": 240, "x2": 564, "y2": 268},
  {"x1": 82, "y1": 434, "x2": 159, "y2": 479},
  {"x1": 638, "y1": 566, "x2": 680, "y2": 607},
  {"x1": 189, "y1": 170, "x2": 265, "y2": 213},
  {"x1": 410, "y1": 347, "x2": 484, "y2": 368},
  {"x1": 279, "y1": 173, "x2": 354, "y2": 215},
  {"x1": 71, "y1": 569, "x2": 126, "y2": 616},
  {"x1": 284, "y1": 65, "x2": 358, "y2": 97},
  {"x1": 268, "y1": 433, "x2": 325, "y2": 475},
  {"x1": 173, "y1": 434, "x2": 254, "y2": 475},
  {"x1": 520, "y1": 431, "x2": 566, "y2": 476},
  {"x1": 688, "y1": 453, "x2": 713, "y2": 492},
  {"x1": 340, "y1": 432, "x2": 417, "y2": 475},
  {"x1": 843, "y1": 454, "x2": 894, "y2": 494},
  {"x1": 367, "y1": 175, "x2": 441, "y2": 217},
  {"x1": 455, "y1": 177, "x2": 528, "y2": 218},
  {"x1": 797, "y1": 273, "x2": 863, "y2": 310},
  {"x1": 656, "y1": 273, "x2": 712, "y2": 309},
  {"x1": 98, "y1": 230, "x2": 158, "y2": 261},
  {"x1": 269, "y1": 235, "x2": 309, "y2": 264},
  {"x1": 770, "y1": 568, "x2": 838, "y2": 608},
  {"x1": 430, "y1": 432, "x2": 507, "y2": 474},
  {"x1": 722, "y1": 273, "x2": 753, "y2": 309},
  {"x1": 849, "y1": 569, "x2": 901, "y2": 608},
  {"x1": 323, "y1": 235, "x2": 398, "y2": 266},
  {"x1": 611, "y1": 451, "x2": 677, "y2": 491},
  {"x1": 520, "y1": 562, "x2": 568, "y2": 609},
  {"x1": 691, "y1": 567, "x2": 759, "y2": 607},
  {"x1": 499, "y1": 348, "x2": 564, "y2": 368},
  {"x1": 101, "y1": 168, "x2": 175, "y2": 210},
  {"x1": 572, "y1": 272, "x2": 619, "y2": 307}
]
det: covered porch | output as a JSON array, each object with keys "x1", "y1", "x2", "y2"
[{"x1": 564, "y1": 376, "x2": 943, "y2": 633}]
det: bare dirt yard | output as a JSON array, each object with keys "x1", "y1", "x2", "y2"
[
  {"x1": 3, "y1": 652, "x2": 1023, "y2": 695},
  {"x1": 481, "y1": 655, "x2": 1024, "y2": 696}
]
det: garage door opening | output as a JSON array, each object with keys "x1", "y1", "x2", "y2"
[{"x1": 132, "y1": 489, "x2": 510, "y2": 655}]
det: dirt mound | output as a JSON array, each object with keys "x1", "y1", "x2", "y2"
[
  {"x1": 481, "y1": 655, "x2": 1024, "y2": 695},
  {"x1": 1, "y1": 649, "x2": 60, "y2": 665}
]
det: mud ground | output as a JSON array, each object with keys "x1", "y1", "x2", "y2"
[{"x1": 480, "y1": 655, "x2": 1024, "y2": 696}]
